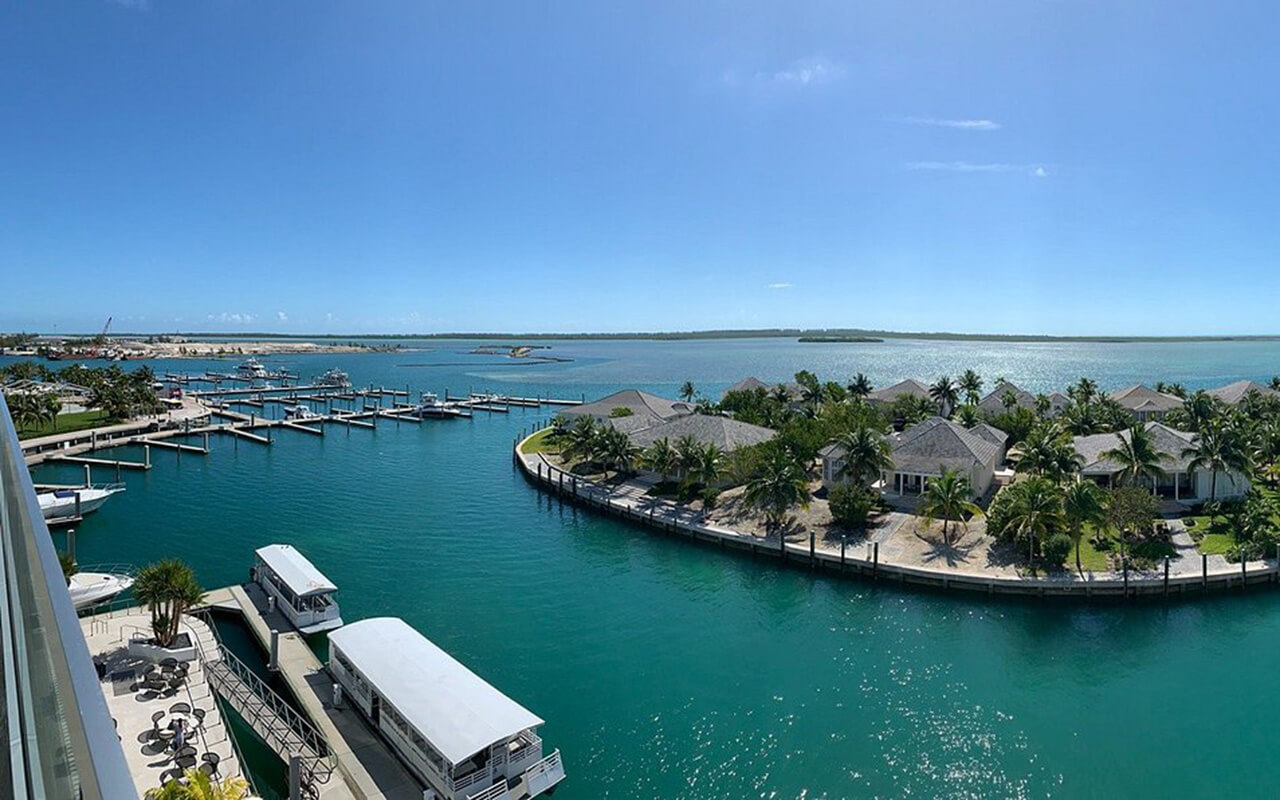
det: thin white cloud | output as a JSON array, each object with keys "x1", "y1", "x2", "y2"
[
  {"x1": 108, "y1": 0, "x2": 149, "y2": 9},
  {"x1": 276, "y1": 311, "x2": 288, "y2": 322},
  {"x1": 768, "y1": 283, "x2": 793, "y2": 290},
  {"x1": 206, "y1": 312, "x2": 256, "y2": 325},
  {"x1": 905, "y1": 161, "x2": 1049, "y2": 177},
  {"x1": 764, "y1": 57, "x2": 844, "y2": 87},
  {"x1": 896, "y1": 116, "x2": 1001, "y2": 131}
]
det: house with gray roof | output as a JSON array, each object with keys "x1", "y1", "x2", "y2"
[
  {"x1": 558, "y1": 389, "x2": 693, "y2": 428},
  {"x1": 866, "y1": 378, "x2": 932, "y2": 407},
  {"x1": 976, "y1": 381, "x2": 1070, "y2": 417},
  {"x1": 722, "y1": 376, "x2": 771, "y2": 397},
  {"x1": 1205, "y1": 380, "x2": 1280, "y2": 406},
  {"x1": 1109, "y1": 385, "x2": 1184, "y2": 422},
  {"x1": 821, "y1": 416, "x2": 1004, "y2": 498},
  {"x1": 1071, "y1": 422, "x2": 1248, "y2": 502},
  {"x1": 628, "y1": 413, "x2": 775, "y2": 452}
]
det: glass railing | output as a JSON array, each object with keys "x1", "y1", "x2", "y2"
[{"x1": 0, "y1": 394, "x2": 136, "y2": 799}]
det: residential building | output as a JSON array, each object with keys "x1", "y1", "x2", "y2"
[
  {"x1": 1071, "y1": 422, "x2": 1249, "y2": 502},
  {"x1": 1109, "y1": 385, "x2": 1184, "y2": 422}
]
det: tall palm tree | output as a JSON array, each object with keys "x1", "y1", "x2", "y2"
[
  {"x1": 679, "y1": 381, "x2": 696, "y2": 403},
  {"x1": 794, "y1": 371, "x2": 823, "y2": 415},
  {"x1": 955, "y1": 404, "x2": 980, "y2": 427},
  {"x1": 918, "y1": 468, "x2": 982, "y2": 545},
  {"x1": 1002, "y1": 477, "x2": 1066, "y2": 563},
  {"x1": 1103, "y1": 424, "x2": 1170, "y2": 489},
  {"x1": 959, "y1": 370, "x2": 983, "y2": 406},
  {"x1": 1182, "y1": 421, "x2": 1246, "y2": 509},
  {"x1": 602, "y1": 428, "x2": 640, "y2": 477},
  {"x1": 674, "y1": 434, "x2": 703, "y2": 484},
  {"x1": 691, "y1": 443, "x2": 724, "y2": 488},
  {"x1": 644, "y1": 437, "x2": 678, "y2": 485},
  {"x1": 1034, "y1": 393, "x2": 1051, "y2": 418},
  {"x1": 1063, "y1": 479, "x2": 1106, "y2": 576},
  {"x1": 1182, "y1": 390, "x2": 1219, "y2": 433},
  {"x1": 1070, "y1": 377, "x2": 1098, "y2": 406},
  {"x1": 847, "y1": 373, "x2": 873, "y2": 398},
  {"x1": 1061, "y1": 402, "x2": 1098, "y2": 436},
  {"x1": 929, "y1": 376, "x2": 959, "y2": 416},
  {"x1": 1017, "y1": 423, "x2": 1082, "y2": 483},
  {"x1": 743, "y1": 450, "x2": 811, "y2": 534},
  {"x1": 563, "y1": 416, "x2": 599, "y2": 465},
  {"x1": 833, "y1": 425, "x2": 894, "y2": 486}
]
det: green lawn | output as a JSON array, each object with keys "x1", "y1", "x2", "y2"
[
  {"x1": 16, "y1": 410, "x2": 112, "y2": 440},
  {"x1": 1196, "y1": 532, "x2": 1234, "y2": 555},
  {"x1": 519, "y1": 428, "x2": 560, "y2": 455},
  {"x1": 1074, "y1": 531, "x2": 1114, "y2": 572}
]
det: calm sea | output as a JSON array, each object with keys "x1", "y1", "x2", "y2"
[{"x1": 18, "y1": 337, "x2": 1280, "y2": 799}]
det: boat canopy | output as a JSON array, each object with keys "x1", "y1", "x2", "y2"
[
  {"x1": 254, "y1": 544, "x2": 337, "y2": 597},
  {"x1": 329, "y1": 618, "x2": 543, "y2": 765}
]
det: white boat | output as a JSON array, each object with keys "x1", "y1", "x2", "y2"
[
  {"x1": 252, "y1": 544, "x2": 344, "y2": 634},
  {"x1": 317, "y1": 368, "x2": 351, "y2": 389},
  {"x1": 236, "y1": 358, "x2": 269, "y2": 379},
  {"x1": 329, "y1": 618, "x2": 566, "y2": 800},
  {"x1": 68, "y1": 565, "x2": 135, "y2": 610},
  {"x1": 38, "y1": 484, "x2": 125, "y2": 521},
  {"x1": 284, "y1": 404, "x2": 321, "y2": 421},
  {"x1": 416, "y1": 393, "x2": 470, "y2": 418}
]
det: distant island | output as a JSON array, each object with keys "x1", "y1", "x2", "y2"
[
  {"x1": 22, "y1": 328, "x2": 1280, "y2": 344},
  {"x1": 797, "y1": 335, "x2": 884, "y2": 343}
]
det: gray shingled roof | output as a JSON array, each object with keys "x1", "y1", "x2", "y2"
[
  {"x1": 867, "y1": 378, "x2": 932, "y2": 404},
  {"x1": 886, "y1": 417, "x2": 1001, "y2": 475},
  {"x1": 1205, "y1": 380, "x2": 1280, "y2": 405},
  {"x1": 1109, "y1": 385, "x2": 1185, "y2": 413},
  {"x1": 723, "y1": 377, "x2": 771, "y2": 396},
  {"x1": 559, "y1": 389, "x2": 693, "y2": 426},
  {"x1": 627, "y1": 413, "x2": 775, "y2": 452},
  {"x1": 968, "y1": 422, "x2": 1009, "y2": 448},
  {"x1": 976, "y1": 381, "x2": 1070, "y2": 416},
  {"x1": 1072, "y1": 422, "x2": 1196, "y2": 475}
]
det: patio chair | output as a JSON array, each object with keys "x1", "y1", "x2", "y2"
[
  {"x1": 150, "y1": 710, "x2": 166, "y2": 735},
  {"x1": 191, "y1": 708, "x2": 206, "y2": 730},
  {"x1": 169, "y1": 702, "x2": 191, "y2": 715},
  {"x1": 200, "y1": 751, "x2": 220, "y2": 777},
  {"x1": 160, "y1": 657, "x2": 179, "y2": 669}
]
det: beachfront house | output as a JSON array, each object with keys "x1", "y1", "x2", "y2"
[
  {"x1": 1109, "y1": 384, "x2": 1184, "y2": 422},
  {"x1": 329, "y1": 617, "x2": 566, "y2": 800},
  {"x1": 627, "y1": 413, "x2": 775, "y2": 454},
  {"x1": 558, "y1": 389, "x2": 693, "y2": 429},
  {"x1": 1071, "y1": 422, "x2": 1249, "y2": 503},
  {"x1": 1205, "y1": 380, "x2": 1280, "y2": 406},
  {"x1": 822, "y1": 416, "x2": 1005, "y2": 498},
  {"x1": 976, "y1": 381, "x2": 1070, "y2": 417}
]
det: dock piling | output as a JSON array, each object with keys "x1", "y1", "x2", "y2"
[{"x1": 269, "y1": 630, "x2": 280, "y2": 672}]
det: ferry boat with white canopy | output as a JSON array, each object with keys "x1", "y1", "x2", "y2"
[
  {"x1": 251, "y1": 544, "x2": 344, "y2": 634},
  {"x1": 328, "y1": 617, "x2": 566, "y2": 800}
]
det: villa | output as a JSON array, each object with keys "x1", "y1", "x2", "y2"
[
  {"x1": 866, "y1": 378, "x2": 932, "y2": 407},
  {"x1": 821, "y1": 416, "x2": 1005, "y2": 498},
  {"x1": 1109, "y1": 384, "x2": 1184, "y2": 422},
  {"x1": 626, "y1": 413, "x2": 775, "y2": 453},
  {"x1": 1205, "y1": 380, "x2": 1280, "y2": 406},
  {"x1": 722, "y1": 376, "x2": 772, "y2": 396},
  {"x1": 976, "y1": 381, "x2": 1070, "y2": 417},
  {"x1": 1071, "y1": 422, "x2": 1249, "y2": 502},
  {"x1": 558, "y1": 389, "x2": 693, "y2": 429}
]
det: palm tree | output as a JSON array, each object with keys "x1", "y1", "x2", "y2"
[
  {"x1": 743, "y1": 449, "x2": 810, "y2": 534},
  {"x1": 1062, "y1": 401, "x2": 1098, "y2": 436},
  {"x1": 929, "y1": 376, "x2": 959, "y2": 416},
  {"x1": 132, "y1": 559, "x2": 205, "y2": 649},
  {"x1": 644, "y1": 438, "x2": 678, "y2": 485},
  {"x1": 674, "y1": 434, "x2": 703, "y2": 484},
  {"x1": 1017, "y1": 423, "x2": 1082, "y2": 483},
  {"x1": 679, "y1": 381, "x2": 696, "y2": 403},
  {"x1": 833, "y1": 425, "x2": 894, "y2": 486},
  {"x1": 959, "y1": 370, "x2": 983, "y2": 406},
  {"x1": 955, "y1": 404, "x2": 980, "y2": 427},
  {"x1": 1002, "y1": 477, "x2": 1065, "y2": 563},
  {"x1": 847, "y1": 373, "x2": 873, "y2": 398},
  {"x1": 1001, "y1": 388, "x2": 1019, "y2": 412},
  {"x1": 1182, "y1": 390, "x2": 1219, "y2": 433},
  {"x1": 1034, "y1": 393, "x2": 1051, "y2": 418},
  {"x1": 600, "y1": 427, "x2": 640, "y2": 477},
  {"x1": 1182, "y1": 422, "x2": 1246, "y2": 511},
  {"x1": 794, "y1": 371, "x2": 823, "y2": 415},
  {"x1": 691, "y1": 443, "x2": 724, "y2": 488},
  {"x1": 918, "y1": 468, "x2": 982, "y2": 545},
  {"x1": 145, "y1": 769, "x2": 249, "y2": 800},
  {"x1": 1063, "y1": 480, "x2": 1106, "y2": 576},
  {"x1": 1103, "y1": 424, "x2": 1170, "y2": 489},
  {"x1": 1070, "y1": 377, "x2": 1098, "y2": 406},
  {"x1": 562, "y1": 416, "x2": 599, "y2": 465}
]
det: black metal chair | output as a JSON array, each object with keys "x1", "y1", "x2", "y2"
[{"x1": 169, "y1": 702, "x2": 191, "y2": 715}]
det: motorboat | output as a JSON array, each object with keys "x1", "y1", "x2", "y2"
[
  {"x1": 416, "y1": 393, "x2": 470, "y2": 418},
  {"x1": 38, "y1": 484, "x2": 125, "y2": 521},
  {"x1": 316, "y1": 367, "x2": 351, "y2": 388},
  {"x1": 284, "y1": 404, "x2": 321, "y2": 421},
  {"x1": 68, "y1": 565, "x2": 135, "y2": 610},
  {"x1": 236, "y1": 358, "x2": 269, "y2": 379}
]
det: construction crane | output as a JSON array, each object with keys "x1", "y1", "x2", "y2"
[{"x1": 95, "y1": 316, "x2": 111, "y2": 345}]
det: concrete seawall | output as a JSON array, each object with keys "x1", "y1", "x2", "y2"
[{"x1": 514, "y1": 430, "x2": 1280, "y2": 600}]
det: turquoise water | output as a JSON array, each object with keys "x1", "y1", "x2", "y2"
[{"x1": 22, "y1": 339, "x2": 1280, "y2": 798}]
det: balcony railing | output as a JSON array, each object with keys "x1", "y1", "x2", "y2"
[{"x1": 0, "y1": 394, "x2": 136, "y2": 798}]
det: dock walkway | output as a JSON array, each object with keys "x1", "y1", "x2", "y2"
[{"x1": 204, "y1": 585, "x2": 423, "y2": 800}]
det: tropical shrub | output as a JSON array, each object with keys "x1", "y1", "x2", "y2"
[
  {"x1": 828, "y1": 484, "x2": 876, "y2": 532},
  {"x1": 609, "y1": 407, "x2": 633, "y2": 418},
  {"x1": 1042, "y1": 533, "x2": 1074, "y2": 566}
]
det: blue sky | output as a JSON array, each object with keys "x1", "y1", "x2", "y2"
[{"x1": 2, "y1": 1, "x2": 1277, "y2": 336}]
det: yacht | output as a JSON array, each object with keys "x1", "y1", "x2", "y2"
[
  {"x1": 416, "y1": 392, "x2": 470, "y2": 418},
  {"x1": 38, "y1": 484, "x2": 125, "y2": 521},
  {"x1": 284, "y1": 404, "x2": 321, "y2": 421},
  {"x1": 316, "y1": 367, "x2": 351, "y2": 388},
  {"x1": 68, "y1": 566, "x2": 135, "y2": 610},
  {"x1": 236, "y1": 358, "x2": 269, "y2": 379}
]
